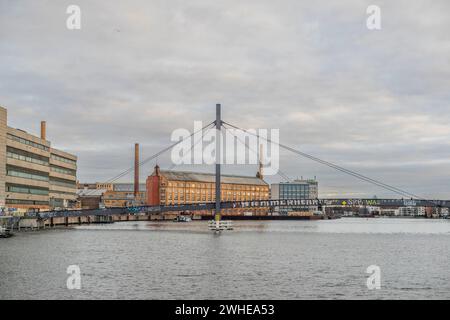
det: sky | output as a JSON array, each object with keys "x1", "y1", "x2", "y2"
[{"x1": 1, "y1": 0, "x2": 449, "y2": 198}]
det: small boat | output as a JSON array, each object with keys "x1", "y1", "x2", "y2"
[
  {"x1": 174, "y1": 215, "x2": 192, "y2": 222},
  {"x1": 208, "y1": 220, "x2": 233, "y2": 231},
  {"x1": 0, "y1": 226, "x2": 13, "y2": 238}
]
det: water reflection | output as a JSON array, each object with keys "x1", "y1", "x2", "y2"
[{"x1": 0, "y1": 218, "x2": 449, "y2": 300}]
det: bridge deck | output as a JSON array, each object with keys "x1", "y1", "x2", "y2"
[{"x1": 20, "y1": 198, "x2": 450, "y2": 219}]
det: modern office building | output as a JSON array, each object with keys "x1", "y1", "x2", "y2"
[
  {"x1": 146, "y1": 165, "x2": 270, "y2": 215},
  {"x1": 270, "y1": 179, "x2": 319, "y2": 213},
  {"x1": 0, "y1": 106, "x2": 78, "y2": 213},
  {"x1": 271, "y1": 179, "x2": 318, "y2": 200}
]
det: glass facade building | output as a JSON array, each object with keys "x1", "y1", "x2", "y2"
[{"x1": 271, "y1": 179, "x2": 318, "y2": 213}]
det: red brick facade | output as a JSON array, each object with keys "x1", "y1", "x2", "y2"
[{"x1": 146, "y1": 170, "x2": 160, "y2": 205}]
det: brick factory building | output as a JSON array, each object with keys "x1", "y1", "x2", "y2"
[{"x1": 146, "y1": 165, "x2": 270, "y2": 216}]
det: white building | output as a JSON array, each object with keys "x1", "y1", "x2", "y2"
[{"x1": 398, "y1": 206, "x2": 426, "y2": 216}]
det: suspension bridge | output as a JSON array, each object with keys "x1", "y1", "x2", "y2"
[{"x1": 4, "y1": 104, "x2": 450, "y2": 231}]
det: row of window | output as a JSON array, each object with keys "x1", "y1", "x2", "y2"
[
  {"x1": 7, "y1": 133, "x2": 50, "y2": 151},
  {"x1": 6, "y1": 199, "x2": 49, "y2": 205},
  {"x1": 280, "y1": 186, "x2": 310, "y2": 191},
  {"x1": 50, "y1": 177, "x2": 76, "y2": 188},
  {"x1": 51, "y1": 154, "x2": 76, "y2": 166},
  {"x1": 167, "y1": 182, "x2": 267, "y2": 191},
  {"x1": 50, "y1": 190, "x2": 77, "y2": 196},
  {"x1": 50, "y1": 165, "x2": 76, "y2": 176},
  {"x1": 6, "y1": 184, "x2": 49, "y2": 196},
  {"x1": 280, "y1": 195, "x2": 311, "y2": 199},
  {"x1": 6, "y1": 146, "x2": 49, "y2": 166},
  {"x1": 6, "y1": 166, "x2": 49, "y2": 182},
  {"x1": 166, "y1": 194, "x2": 269, "y2": 201},
  {"x1": 6, "y1": 167, "x2": 77, "y2": 186},
  {"x1": 163, "y1": 189, "x2": 267, "y2": 196},
  {"x1": 280, "y1": 192, "x2": 310, "y2": 195}
]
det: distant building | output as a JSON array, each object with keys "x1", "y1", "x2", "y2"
[
  {"x1": 358, "y1": 206, "x2": 381, "y2": 216},
  {"x1": 146, "y1": 165, "x2": 269, "y2": 216},
  {"x1": 103, "y1": 183, "x2": 146, "y2": 207},
  {"x1": 0, "y1": 106, "x2": 77, "y2": 213},
  {"x1": 77, "y1": 182, "x2": 147, "y2": 208},
  {"x1": 380, "y1": 208, "x2": 399, "y2": 216},
  {"x1": 77, "y1": 188, "x2": 106, "y2": 210},
  {"x1": 270, "y1": 179, "x2": 318, "y2": 213},
  {"x1": 398, "y1": 206, "x2": 426, "y2": 217},
  {"x1": 424, "y1": 206, "x2": 447, "y2": 218},
  {"x1": 271, "y1": 179, "x2": 318, "y2": 200}
]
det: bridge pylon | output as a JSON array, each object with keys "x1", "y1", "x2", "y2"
[{"x1": 214, "y1": 103, "x2": 222, "y2": 229}]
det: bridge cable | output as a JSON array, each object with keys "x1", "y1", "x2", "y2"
[
  {"x1": 166, "y1": 124, "x2": 215, "y2": 171},
  {"x1": 222, "y1": 121, "x2": 437, "y2": 205},
  {"x1": 222, "y1": 121, "x2": 420, "y2": 199},
  {"x1": 81, "y1": 121, "x2": 215, "y2": 196},
  {"x1": 226, "y1": 128, "x2": 292, "y2": 183}
]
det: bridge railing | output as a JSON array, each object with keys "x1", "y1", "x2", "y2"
[{"x1": 24, "y1": 198, "x2": 450, "y2": 219}]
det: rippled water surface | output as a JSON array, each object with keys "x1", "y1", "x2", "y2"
[{"x1": 1, "y1": 218, "x2": 449, "y2": 299}]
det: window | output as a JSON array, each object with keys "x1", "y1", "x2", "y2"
[
  {"x1": 6, "y1": 184, "x2": 49, "y2": 195},
  {"x1": 51, "y1": 165, "x2": 76, "y2": 176},
  {"x1": 7, "y1": 133, "x2": 49, "y2": 151},
  {"x1": 7, "y1": 147, "x2": 49, "y2": 166},
  {"x1": 50, "y1": 177, "x2": 76, "y2": 188},
  {"x1": 6, "y1": 166, "x2": 49, "y2": 181},
  {"x1": 51, "y1": 154, "x2": 76, "y2": 166},
  {"x1": 6, "y1": 199, "x2": 49, "y2": 205}
]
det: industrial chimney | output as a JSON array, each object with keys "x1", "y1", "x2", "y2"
[
  {"x1": 40, "y1": 121, "x2": 46, "y2": 140},
  {"x1": 256, "y1": 144, "x2": 264, "y2": 180},
  {"x1": 134, "y1": 143, "x2": 140, "y2": 200}
]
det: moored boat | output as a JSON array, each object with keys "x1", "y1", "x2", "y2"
[
  {"x1": 174, "y1": 215, "x2": 192, "y2": 222},
  {"x1": 0, "y1": 226, "x2": 13, "y2": 238}
]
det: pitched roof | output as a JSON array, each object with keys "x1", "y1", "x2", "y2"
[{"x1": 159, "y1": 170, "x2": 267, "y2": 186}]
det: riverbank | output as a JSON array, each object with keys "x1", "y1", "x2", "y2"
[{"x1": 1, "y1": 213, "x2": 337, "y2": 234}]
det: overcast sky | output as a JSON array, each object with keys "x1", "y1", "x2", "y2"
[{"x1": 1, "y1": 0, "x2": 449, "y2": 198}]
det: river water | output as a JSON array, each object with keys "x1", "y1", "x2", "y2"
[{"x1": 1, "y1": 218, "x2": 449, "y2": 300}]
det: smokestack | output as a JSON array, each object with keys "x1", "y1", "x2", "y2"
[
  {"x1": 40, "y1": 121, "x2": 46, "y2": 140},
  {"x1": 256, "y1": 144, "x2": 264, "y2": 180},
  {"x1": 259, "y1": 144, "x2": 264, "y2": 180},
  {"x1": 134, "y1": 143, "x2": 139, "y2": 199}
]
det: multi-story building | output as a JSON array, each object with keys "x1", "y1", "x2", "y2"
[
  {"x1": 270, "y1": 179, "x2": 319, "y2": 214},
  {"x1": 146, "y1": 165, "x2": 270, "y2": 215},
  {"x1": 0, "y1": 106, "x2": 78, "y2": 213},
  {"x1": 271, "y1": 179, "x2": 318, "y2": 200},
  {"x1": 398, "y1": 206, "x2": 426, "y2": 217}
]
